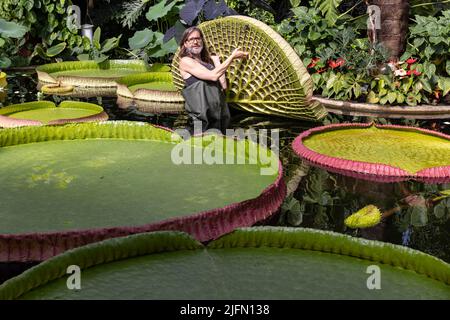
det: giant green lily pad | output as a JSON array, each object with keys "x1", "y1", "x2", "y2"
[
  {"x1": 0, "y1": 228, "x2": 448, "y2": 300},
  {"x1": 116, "y1": 72, "x2": 184, "y2": 114},
  {"x1": 293, "y1": 123, "x2": 450, "y2": 183},
  {"x1": 172, "y1": 15, "x2": 327, "y2": 121},
  {"x1": 0, "y1": 101, "x2": 108, "y2": 128},
  {"x1": 0, "y1": 122, "x2": 284, "y2": 262},
  {"x1": 36, "y1": 60, "x2": 150, "y2": 90}
]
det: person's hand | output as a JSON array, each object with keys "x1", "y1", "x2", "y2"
[{"x1": 231, "y1": 48, "x2": 249, "y2": 60}]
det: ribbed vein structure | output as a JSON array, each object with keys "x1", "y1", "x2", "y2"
[{"x1": 172, "y1": 16, "x2": 327, "y2": 121}]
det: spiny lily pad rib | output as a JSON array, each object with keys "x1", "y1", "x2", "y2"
[
  {"x1": 0, "y1": 101, "x2": 108, "y2": 128},
  {"x1": 171, "y1": 15, "x2": 327, "y2": 121},
  {"x1": 0, "y1": 122, "x2": 285, "y2": 262},
  {"x1": 0, "y1": 228, "x2": 448, "y2": 300},
  {"x1": 36, "y1": 60, "x2": 149, "y2": 88},
  {"x1": 292, "y1": 123, "x2": 450, "y2": 183}
]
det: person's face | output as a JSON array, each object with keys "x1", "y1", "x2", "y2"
[{"x1": 185, "y1": 31, "x2": 203, "y2": 55}]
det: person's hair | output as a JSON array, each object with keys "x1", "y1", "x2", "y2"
[{"x1": 179, "y1": 26, "x2": 213, "y2": 65}]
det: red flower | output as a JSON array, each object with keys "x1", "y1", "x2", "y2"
[
  {"x1": 406, "y1": 69, "x2": 421, "y2": 76},
  {"x1": 406, "y1": 58, "x2": 418, "y2": 64},
  {"x1": 328, "y1": 60, "x2": 338, "y2": 69},
  {"x1": 307, "y1": 57, "x2": 320, "y2": 69},
  {"x1": 328, "y1": 58, "x2": 345, "y2": 69},
  {"x1": 336, "y1": 57, "x2": 345, "y2": 67},
  {"x1": 316, "y1": 68, "x2": 327, "y2": 74}
]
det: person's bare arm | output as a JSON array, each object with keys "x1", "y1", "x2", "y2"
[
  {"x1": 180, "y1": 48, "x2": 248, "y2": 82},
  {"x1": 211, "y1": 55, "x2": 227, "y2": 90}
]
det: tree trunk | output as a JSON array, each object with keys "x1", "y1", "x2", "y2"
[{"x1": 368, "y1": 0, "x2": 409, "y2": 60}]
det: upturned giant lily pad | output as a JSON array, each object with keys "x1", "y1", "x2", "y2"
[
  {"x1": 0, "y1": 122, "x2": 284, "y2": 262},
  {"x1": 0, "y1": 227, "x2": 448, "y2": 300},
  {"x1": 0, "y1": 101, "x2": 108, "y2": 128},
  {"x1": 116, "y1": 72, "x2": 184, "y2": 113},
  {"x1": 172, "y1": 15, "x2": 327, "y2": 121},
  {"x1": 293, "y1": 123, "x2": 450, "y2": 183},
  {"x1": 36, "y1": 60, "x2": 149, "y2": 90}
]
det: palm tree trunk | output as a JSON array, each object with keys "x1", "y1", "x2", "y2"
[{"x1": 368, "y1": 0, "x2": 409, "y2": 60}]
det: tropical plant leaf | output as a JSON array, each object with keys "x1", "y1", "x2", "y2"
[
  {"x1": 94, "y1": 54, "x2": 108, "y2": 64},
  {"x1": 433, "y1": 200, "x2": 448, "y2": 219},
  {"x1": 203, "y1": 0, "x2": 228, "y2": 20},
  {"x1": 129, "y1": 29, "x2": 155, "y2": 50},
  {"x1": 0, "y1": 56, "x2": 11, "y2": 69},
  {"x1": 409, "y1": 205, "x2": 428, "y2": 227},
  {"x1": 163, "y1": 20, "x2": 186, "y2": 44},
  {"x1": 148, "y1": 37, "x2": 178, "y2": 58},
  {"x1": 0, "y1": 18, "x2": 28, "y2": 38},
  {"x1": 438, "y1": 77, "x2": 450, "y2": 97},
  {"x1": 180, "y1": 0, "x2": 207, "y2": 25},
  {"x1": 315, "y1": 0, "x2": 344, "y2": 26},
  {"x1": 46, "y1": 42, "x2": 67, "y2": 57},
  {"x1": 93, "y1": 27, "x2": 102, "y2": 50},
  {"x1": 145, "y1": 0, "x2": 178, "y2": 22},
  {"x1": 77, "y1": 54, "x2": 90, "y2": 61},
  {"x1": 101, "y1": 36, "x2": 121, "y2": 53}
]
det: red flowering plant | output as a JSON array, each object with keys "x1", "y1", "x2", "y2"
[
  {"x1": 367, "y1": 56, "x2": 450, "y2": 106},
  {"x1": 309, "y1": 51, "x2": 449, "y2": 106}
]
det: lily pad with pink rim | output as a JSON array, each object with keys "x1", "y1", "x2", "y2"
[
  {"x1": 0, "y1": 228, "x2": 448, "y2": 300},
  {"x1": 0, "y1": 101, "x2": 108, "y2": 128},
  {"x1": 0, "y1": 121, "x2": 284, "y2": 262},
  {"x1": 292, "y1": 123, "x2": 450, "y2": 183}
]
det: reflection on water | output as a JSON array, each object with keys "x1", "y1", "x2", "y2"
[{"x1": 1, "y1": 72, "x2": 449, "y2": 265}]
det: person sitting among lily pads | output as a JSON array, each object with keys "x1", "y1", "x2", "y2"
[{"x1": 179, "y1": 26, "x2": 249, "y2": 134}]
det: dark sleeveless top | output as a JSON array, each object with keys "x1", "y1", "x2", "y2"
[{"x1": 184, "y1": 61, "x2": 216, "y2": 87}]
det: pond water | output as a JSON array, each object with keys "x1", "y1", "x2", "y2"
[{"x1": 0, "y1": 71, "x2": 449, "y2": 283}]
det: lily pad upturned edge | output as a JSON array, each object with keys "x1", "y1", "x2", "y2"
[
  {"x1": 0, "y1": 101, "x2": 108, "y2": 128},
  {"x1": 292, "y1": 122, "x2": 450, "y2": 183},
  {"x1": 0, "y1": 227, "x2": 448, "y2": 300},
  {"x1": 0, "y1": 121, "x2": 285, "y2": 262},
  {"x1": 36, "y1": 60, "x2": 149, "y2": 88}
]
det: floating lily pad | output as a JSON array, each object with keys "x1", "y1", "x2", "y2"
[
  {"x1": 0, "y1": 122, "x2": 284, "y2": 262},
  {"x1": 0, "y1": 71, "x2": 6, "y2": 88},
  {"x1": 116, "y1": 72, "x2": 184, "y2": 113},
  {"x1": 36, "y1": 60, "x2": 149, "y2": 91},
  {"x1": 0, "y1": 101, "x2": 108, "y2": 128},
  {"x1": 293, "y1": 123, "x2": 450, "y2": 183},
  {"x1": 0, "y1": 228, "x2": 448, "y2": 300},
  {"x1": 40, "y1": 84, "x2": 74, "y2": 95},
  {"x1": 172, "y1": 15, "x2": 327, "y2": 121}
]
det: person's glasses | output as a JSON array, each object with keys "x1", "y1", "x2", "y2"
[{"x1": 186, "y1": 37, "x2": 203, "y2": 44}]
